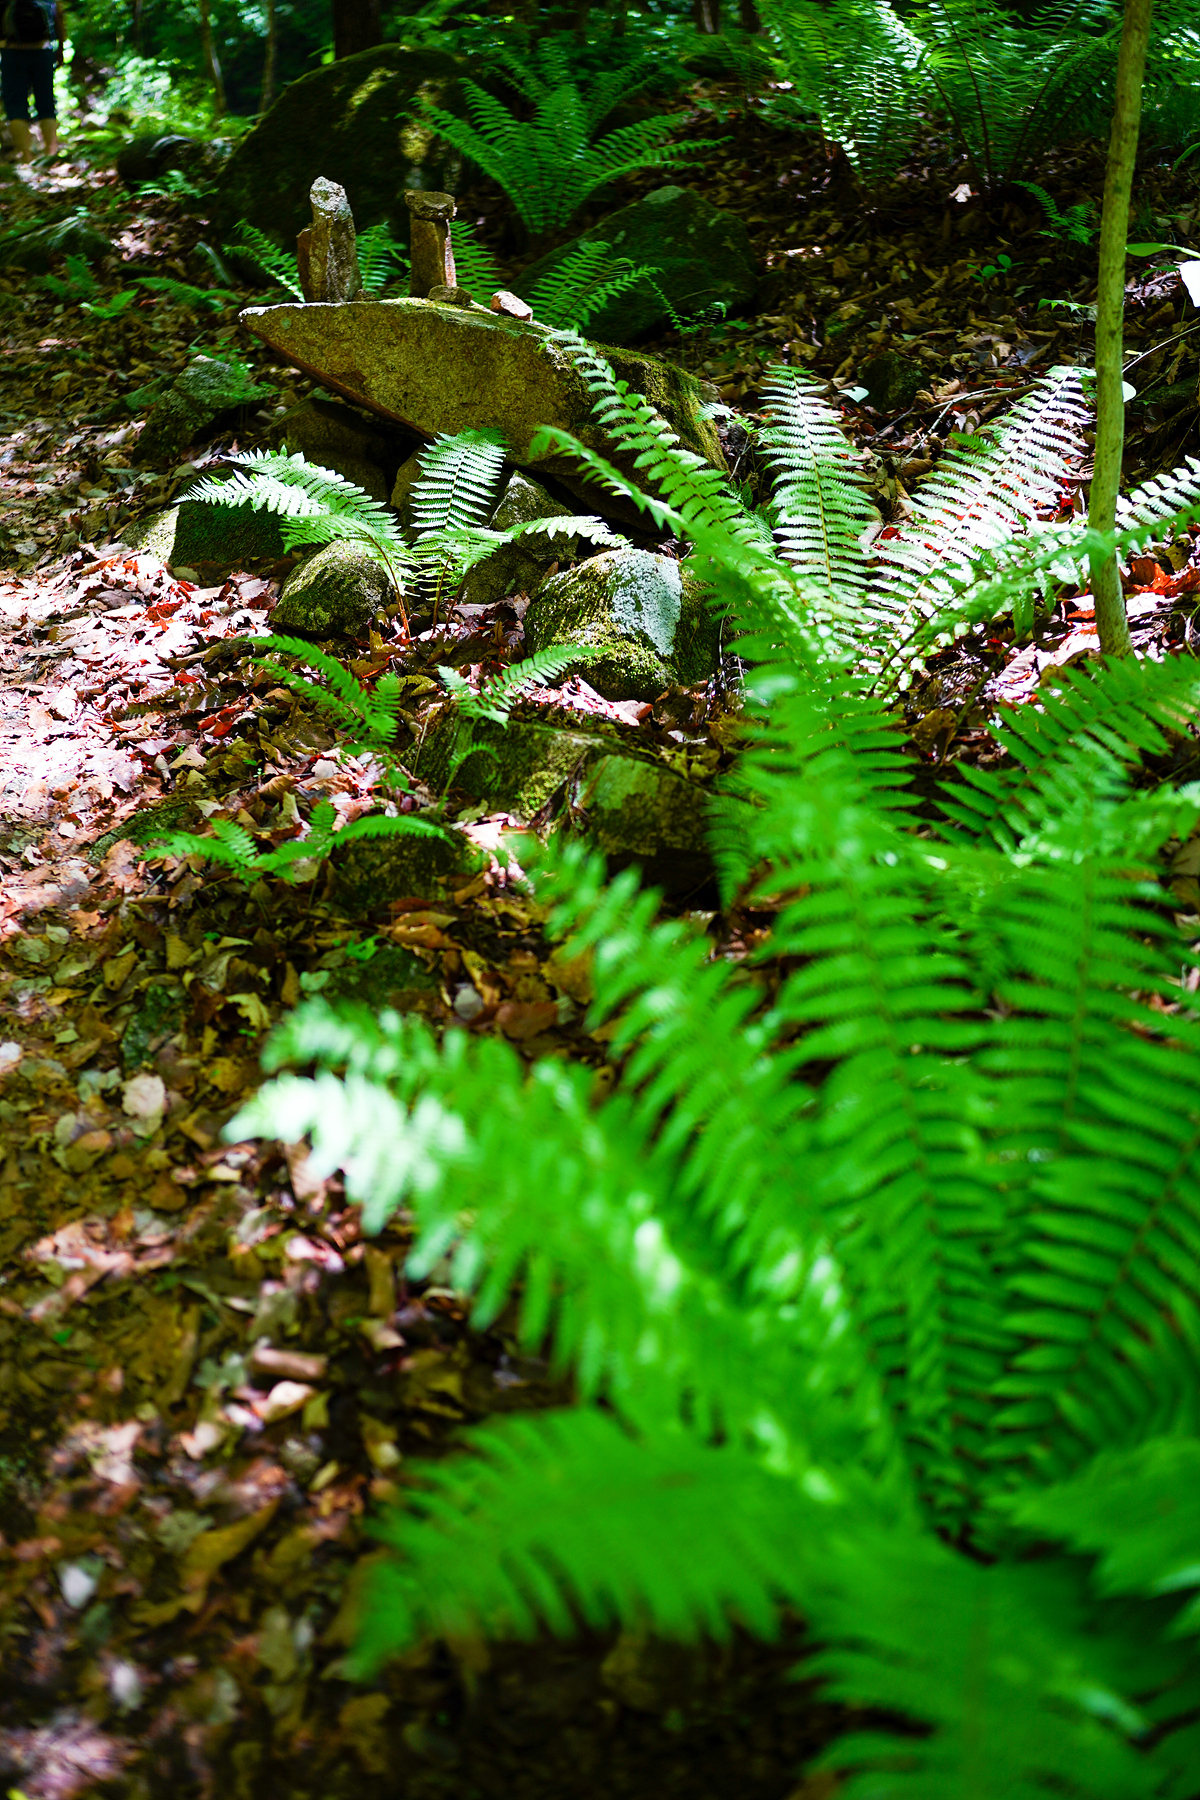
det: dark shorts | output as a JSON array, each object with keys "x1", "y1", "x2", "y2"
[{"x1": 1, "y1": 46, "x2": 55, "y2": 122}]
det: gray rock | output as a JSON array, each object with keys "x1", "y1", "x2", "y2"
[
  {"x1": 333, "y1": 828, "x2": 476, "y2": 908},
  {"x1": 299, "y1": 176, "x2": 361, "y2": 304},
  {"x1": 116, "y1": 133, "x2": 209, "y2": 188},
  {"x1": 210, "y1": 44, "x2": 463, "y2": 243},
  {"x1": 389, "y1": 448, "x2": 424, "y2": 531},
  {"x1": 267, "y1": 396, "x2": 409, "y2": 500},
  {"x1": 0, "y1": 217, "x2": 111, "y2": 272},
  {"x1": 134, "y1": 356, "x2": 271, "y2": 466},
  {"x1": 272, "y1": 538, "x2": 393, "y2": 636},
  {"x1": 125, "y1": 499, "x2": 284, "y2": 570},
  {"x1": 241, "y1": 297, "x2": 727, "y2": 527},
  {"x1": 861, "y1": 350, "x2": 926, "y2": 415},
  {"x1": 518, "y1": 185, "x2": 759, "y2": 344},
  {"x1": 459, "y1": 472, "x2": 577, "y2": 607},
  {"x1": 524, "y1": 549, "x2": 719, "y2": 701}
]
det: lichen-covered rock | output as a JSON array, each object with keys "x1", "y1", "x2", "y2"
[
  {"x1": 332, "y1": 828, "x2": 477, "y2": 909},
  {"x1": 115, "y1": 133, "x2": 220, "y2": 188},
  {"x1": 124, "y1": 500, "x2": 284, "y2": 570},
  {"x1": 134, "y1": 356, "x2": 271, "y2": 466},
  {"x1": 574, "y1": 754, "x2": 708, "y2": 858},
  {"x1": 210, "y1": 44, "x2": 462, "y2": 243},
  {"x1": 414, "y1": 712, "x2": 614, "y2": 814},
  {"x1": 524, "y1": 549, "x2": 719, "y2": 701},
  {"x1": 240, "y1": 297, "x2": 726, "y2": 526},
  {"x1": 519, "y1": 185, "x2": 759, "y2": 344},
  {"x1": 861, "y1": 350, "x2": 926, "y2": 415},
  {"x1": 273, "y1": 539, "x2": 392, "y2": 636},
  {"x1": 267, "y1": 396, "x2": 411, "y2": 503},
  {"x1": 459, "y1": 472, "x2": 578, "y2": 607}
]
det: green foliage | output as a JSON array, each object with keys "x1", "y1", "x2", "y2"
[
  {"x1": 224, "y1": 220, "x2": 304, "y2": 300},
  {"x1": 35, "y1": 252, "x2": 100, "y2": 303},
  {"x1": 436, "y1": 645, "x2": 599, "y2": 789},
  {"x1": 422, "y1": 38, "x2": 720, "y2": 237},
  {"x1": 226, "y1": 329, "x2": 1200, "y2": 1785},
  {"x1": 447, "y1": 220, "x2": 504, "y2": 307},
  {"x1": 135, "y1": 168, "x2": 208, "y2": 205},
  {"x1": 355, "y1": 223, "x2": 409, "y2": 296},
  {"x1": 526, "y1": 240, "x2": 668, "y2": 334},
  {"x1": 135, "y1": 275, "x2": 240, "y2": 312},
  {"x1": 1015, "y1": 180, "x2": 1098, "y2": 244},
  {"x1": 148, "y1": 634, "x2": 450, "y2": 882},
  {"x1": 190, "y1": 449, "x2": 410, "y2": 599},
  {"x1": 757, "y1": 0, "x2": 928, "y2": 182},
  {"x1": 758, "y1": 0, "x2": 1120, "y2": 187}
]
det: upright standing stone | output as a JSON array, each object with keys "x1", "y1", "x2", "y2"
[
  {"x1": 405, "y1": 190, "x2": 456, "y2": 298},
  {"x1": 301, "y1": 177, "x2": 362, "y2": 304}
]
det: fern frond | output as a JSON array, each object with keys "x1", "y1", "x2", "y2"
[
  {"x1": 224, "y1": 219, "x2": 303, "y2": 299},
  {"x1": 150, "y1": 817, "x2": 257, "y2": 871},
  {"x1": 759, "y1": 0, "x2": 929, "y2": 181},
  {"x1": 758, "y1": 365, "x2": 875, "y2": 602},
  {"x1": 867, "y1": 365, "x2": 1088, "y2": 675},
  {"x1": 409, "y1": 430, "x2": 508, "y2": 538},
  {"x1": 526, "y1": 240, "x2": 664, "y2": 334},
  {"x1": 446, "y1": 219, "x2": 503, "y2": 308},
  {"x1": 355, "y1": 222, "x2": 409, "y2": 294},
  {"x1": 351, "y1": 1409, "x2": 826, "y2": 1666}
]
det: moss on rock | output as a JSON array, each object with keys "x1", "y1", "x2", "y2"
[
  {"x1": 211, "y1": 44, "x2": 462, "y2": 242},
  {"x1": 273, "y1": 540, "x2": 392, "y2": 636},
  {"x1": 525, "y1": 549, "x2": 719, "y2": 700},
  {"x1": 124, "y1": 501, "x2": 285, "y2": 570}
]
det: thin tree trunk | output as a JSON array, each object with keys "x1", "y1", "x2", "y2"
[
  {"x1": 332, "y1": 0, "x2": 382, "y2": 60},
  {"x1": 198, "y1": 0, "x2": 226, "y2": 118},
  {"x1": 130, "y1": 0, "x2": 143, "y2": 54},
  {"x1": 1089, "y1": 0, "x2": 1153, "y2": 659},
  {"x1": 613, "y1": 0, "x2": 628, "y2": 33},
  {"x1": 739, "y1": 0, "x2": 761, "y2": 27},
  {"x1": 261, "y1": 0, "x2": 278, "y2": 112},
  {"x1": 694, "y1": 0, "x2": 720, "y2": 31}
]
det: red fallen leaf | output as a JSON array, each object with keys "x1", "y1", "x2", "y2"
[
  {"x1": 207, "y1": 720, "x2": 234, "y2": 738},
  {"x1": 495, "y1": 1000, "x2": 559, "y2": 1041},
  {"x1": 877, "y1": 525, "x2": 902, "y2": 541},
  {"x1": 173, "y1": 671, "x2": 202, "y2": 685}
]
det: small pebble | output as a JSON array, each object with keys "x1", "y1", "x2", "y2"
[{"x1": 453, "y1": 985, "x2": 485, "y2": 1021}]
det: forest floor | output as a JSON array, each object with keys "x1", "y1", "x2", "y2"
[{"x1": 0, "y1": 82, "x2": 1199, "y2": 1800}]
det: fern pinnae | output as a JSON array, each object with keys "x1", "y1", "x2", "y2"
[{"x1": 758, "y1": 365, "x2": 875, "y2": 601}]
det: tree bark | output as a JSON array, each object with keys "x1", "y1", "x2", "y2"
[
  {"x1": 694, "y1": 0, "x2": 720, "y2": 31},
  {"x1": 198, "y1": 0, "x2": 226, "y2": 118},
  {"x1": 1088, "y1": 0, "x2": 1153, "y2": 659},
  {"x1": 260, "y1": 0, "x2": 278, "y2": 113},
  {"x1": 739, "y1": 0, "x2": 761, "y2": 28},
  {"x1": 332, "y1": 0, "x2": 382, "y2": 60}
]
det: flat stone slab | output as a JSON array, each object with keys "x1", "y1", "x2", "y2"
[{"x1": 240, "y1": 298, "x2": 726, "y2": 522}]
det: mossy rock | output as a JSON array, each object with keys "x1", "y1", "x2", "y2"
[
  {"x1": 210, "y1": 44, "x2": 463, "y2": 242},
  {"x1": 89, "y1": 796, "x2": 202, "y2": 864},
  {"x1": 241, "y1": 298, "x2": 727, "y2": 527},
  {"x1": 861, "y1": 350, "x2": 926, "y2": 414},
  {"x1": 332, "y1": 827, "x2": 478, "y2": 909},
  {"x1": 524, "y1": 550, "x2": 720, "y2": 701},
  {"x1": 575, "y1": 754, "x2": 709, "y2": 858},
  {"x1": 134, "y1": 356, "x2": 272, "y2": 466},
  {"x1": 413, "y1": 712, "x2": 617, "y2": 815},
  {"x1": 273, "y1": 539, "x2": 392, "y2": 637},
  {"x1": 125, "y1": 501, "x2": 285, "y2": 571},
  {"x1": 320, "y1": 943, "x2": 440, "y2": 1008}
]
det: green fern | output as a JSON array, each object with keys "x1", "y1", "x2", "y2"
[
  {"x1": 757, "y1": 364, "x2": 877, "y2": 602},
  {"x1": 1014, "y1": 178, "x2": 1098, "y2": 244},
  {"x1": 449, "y1": 219, "x2": 505, "y2": 306},
  {"x1": 190, "y1": 449, "x2": 411, "y2": 609},
  {"x1": 423, "y1": 42, "x2": 721, "y2": 237},
  {"x1": 224, "y1": 219, "x2": 304, "y2": 299},
  {"x1": 355, "y1": 222, "x2": 409, "y2": 295},
  {"x1": 525, "y1": 240, "x2": 667, "y2": 334},
  {"x1": 225, "y1": 324, "x2": 1200, "y2": 1796},
  {"x1": 758, "y1": 0, "x2": 929, "y2": 182},
  {"x1": 135, "y1": 274, "x2": 240, "y2": 312}
]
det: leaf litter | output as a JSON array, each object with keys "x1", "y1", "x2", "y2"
[{"x1": 1, "y1": 86, "x2": 1199, "y2": 1800}]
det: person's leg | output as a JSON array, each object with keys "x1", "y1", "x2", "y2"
[
  {"x1": 31, "y1": 48, "x2": 56, "y2": 158},
  {"x1": 1, "y1": 49, "x2": 35, "y2": 163},
  {"x1": 8, "y1": 119, "x2": 34, "y2": 162}
]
